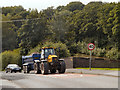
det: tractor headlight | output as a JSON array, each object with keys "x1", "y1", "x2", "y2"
[{"x1": 50, "y1": 63, "x2": 53, "y2": 65}]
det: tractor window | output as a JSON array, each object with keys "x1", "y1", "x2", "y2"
[{"x1": 45, "y1": 49, "x2": 55, "y2": 58}]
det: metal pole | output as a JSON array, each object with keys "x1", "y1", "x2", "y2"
[{"x1": 89, "y1": 50, "x2": 92, "y2": 70}]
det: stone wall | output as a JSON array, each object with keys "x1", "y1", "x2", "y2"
[
  {"x1": 64, "y1": 57, "x2": 73, "y2": 69},
  {"x1": 73, "y1": 57, "x2": 120, "y2": 68}
]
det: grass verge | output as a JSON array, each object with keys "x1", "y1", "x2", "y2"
[{"x1": 75, "y1": 68, "x2": 120, "y2": 71}]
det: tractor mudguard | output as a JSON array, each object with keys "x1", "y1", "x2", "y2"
[
  {"x1": 23, "y1": 63, "x2": 29, "y2": 66},
  {"x1": 41, "y1": 60, "x2": 47, "y2": 62},
  {"x1": 34, "y1": 60, "x2": 40, "y2": 63},
  {"x1": 58, "y1": 59, "x2": 64, "y2": 61}
]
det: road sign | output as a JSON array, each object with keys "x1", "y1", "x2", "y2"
[
  {"x1": 88, "y1": 43, "x2": 95, "y2": 70},
  {"x1": 88, "y1": 43, "x2": 95, "y2": 51}
]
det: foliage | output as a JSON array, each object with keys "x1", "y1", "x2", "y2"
[
  {"x1": 1, "y1": 48, "x2": 21, "y2": 70},
  {"x1": 68, "y1": 42, "x2": 78, "y2": 55},
  {"x1": 93, "y1": 48, "x2": 106, "y2": 57},
  {"x1": 28, "y1": 44, "x2": 42, "y2": 55},
  {"x1": 2, "y1": 1, "x2": 120, "y2": 60},
  {"x1": 106, "y1": 48, "x2": 120, "y2": 60},
  {"x1": 77, "y1": 41, "x2": 89, "y2": 55},
  {"x1": 65, "y1": 2, "x2": 85, "y2": 12},
  {"x1": 47, "y1": 10, "x2": 71, "y2": 43},
  {"x1": 43, "y1": 42, "x2": 70, "y2": 58},
  {"x1": 28, "y1": 41, "x2": 70, "y2": 58},
  {"x1": 2, "y1": 14, "x2": 18, "y2": 51}
]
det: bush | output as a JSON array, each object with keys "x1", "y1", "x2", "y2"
[
  {"x1": 28, "y1": 42, "x2": 70, "y2": 58},
  {"x1": 68, "y1": 42, "x2": 78, "y2": 55},
  {"x1": 93, "y1": 48, "x2": 106, "y2": 57},
  {"x1": 68, "y1": 41, "x2": 90, "y2": 55},
  {"x1": 43, "y1": 42, "x2": 70, "y2": 58},
  {"x1": 77, "y1": 41, "x2": 89, "y2": 55},
  {"x1": 117, "y1": 52, "x2": 120, "y2": 60},
  {"x1": 1, "y1": 48, "x2": 21, "y2": 70},
  {"x1": 106, "y1": 48, "x2": 119, "y2": 60},
  {"x1": 28, "y1": 44, "x2": 42, "y2": 55}
]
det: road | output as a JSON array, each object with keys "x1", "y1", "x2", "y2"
[{"x1": 1, "y1": 71, "x2": 118, "y2": 88}]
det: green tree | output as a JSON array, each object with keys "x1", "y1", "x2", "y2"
[
  {"x1": 65, "y1": 1, "x2": 84, "y2": 12},
  {"x1": 2, "y1": 14, "x2": 18, "y2": 51},
  {"x1": 2, "y1": 6, "x2": 25, "y2": 16},
  {"x1": 18, "y1": 10, "x2": 48, "y2": 54},
  {"x1": 43, "y1": 42, "x2": 70, "y2": 58},
  {"x1": 48, "y1": 10, "x2": 71, "y2": 43},
  {"x1": 107, "y1": 3, "x2": 120, "y2": 50},
  {"x1": 1, "y1": 48, "x2": 21, "y2": 70}
]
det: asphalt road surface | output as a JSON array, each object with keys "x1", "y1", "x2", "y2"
[{"x1": 1, "y1": 71, "x2": 118, "y2": 88}]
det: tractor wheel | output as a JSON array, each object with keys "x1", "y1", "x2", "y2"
[
  {"x1": 50, "y1": 69, "x2": 56, "y2": 74},
  {"x1": 26, "y1": 66, "x2": 30, "y2": 73},
  {"x1": 58, "y1": 61, "x2": 66, "y2": 74},
  {"x1": 23, "y1": 66, "x2": 29, "y2": 73},
  {"x1": 41, "y1": 62, "x2": 49, "y2": 74},
  {"x1": 34, "y1": 63, "x2": 41, "y2": 74},
  {"x1": 23, "y1": 66, "x2": 26, "y2": 73}
]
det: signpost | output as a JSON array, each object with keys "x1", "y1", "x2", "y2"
[{"x1": 88, "y1": 43, "x2": 95, "y2": 70}]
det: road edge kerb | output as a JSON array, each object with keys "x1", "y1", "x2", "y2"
[{"x1": 66, "y1": 71, "x2": 119, "y2": 77}]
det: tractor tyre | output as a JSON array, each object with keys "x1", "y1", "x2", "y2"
[
  {"x1": 26, "y1": 66, "x2": 30, "y2": 73},
  {"x1": 50, "y1": 69, "x2": 56, "y2": 74},
  {"x1": 58, "y1": 60, "x2": 66, "y2": 74},
  {"x1": 41, "y1": 62, "x2": 49, "y2": 74},
  {"x1": 23, "y1": 66, "x2": 26, "y2": 73},
  {"x1": 34, "y1": 63, "x2": 41, "y2": 74},
  {"x1": 23, "y1": 66, "x2": 29, "y2": 73}
]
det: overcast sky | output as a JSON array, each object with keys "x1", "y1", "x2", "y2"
[{"x1": 0, "y1": 0, "x2": 119, "y2": 11}]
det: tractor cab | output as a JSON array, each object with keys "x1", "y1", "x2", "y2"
[
  {"x1": 41, "y1": 47, "x2": 58, "y2": 62},
  {"x1": 41, "y1": 47, "x2": 55, "y2": 58}
]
